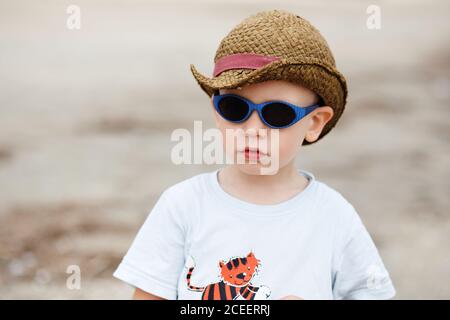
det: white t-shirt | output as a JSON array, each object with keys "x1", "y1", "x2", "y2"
[{"x1": 113, "y1": 168, "x2": 396, "y2": 300}]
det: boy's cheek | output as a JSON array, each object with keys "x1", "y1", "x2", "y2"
[
  {"x1": 275, "y1": 143, "x2": 299, "y2": 164},
  {"x1": 277, "y1": 130, "x2": 304, "y2": 153}
]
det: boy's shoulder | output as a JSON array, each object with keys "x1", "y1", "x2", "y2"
[
  {"x1": 312, "y1": 177, "x2": 362, "y2": 223},
  {"x1": 160, "y1": 169, "x2": 213, "y2": 200},
  {"x1": 314, "y1": 179, "x2": 353, "y2": 206}
]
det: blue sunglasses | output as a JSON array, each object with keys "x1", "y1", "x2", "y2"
[{"x1": 212, "y1": 93, "x2": 321, "y2": 129}]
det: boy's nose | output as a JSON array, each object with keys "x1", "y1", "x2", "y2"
[{"x1": 242, "y1": 110, "x2": 267, "y2": 136}]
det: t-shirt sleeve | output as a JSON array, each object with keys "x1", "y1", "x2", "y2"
[
  {"x1": 332, "y1": 204, "x2": 396, "y2": 300},
  {"x1": 113, "y1": 190, "x2": 186, "y2": 300}
]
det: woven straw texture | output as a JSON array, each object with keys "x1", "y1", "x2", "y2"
[{"x1": 190, "y1": 9, "x2": 348, "y2": 145}]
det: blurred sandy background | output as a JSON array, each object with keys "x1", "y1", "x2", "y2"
[{"x1": 0, "y1": 0, "x2": 449, "y2": 299}]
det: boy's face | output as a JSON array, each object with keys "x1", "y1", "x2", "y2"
[{"x1": 211, "y1": 80, "x2": 334, "y2": 175}]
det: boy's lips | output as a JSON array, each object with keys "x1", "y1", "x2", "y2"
[{"x1": 240, "y1": 147, "x2": 268, "y2": 161}]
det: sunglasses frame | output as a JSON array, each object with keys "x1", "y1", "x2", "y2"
[{"x1": 212, "y1": 93, "x2": 322, "y2": 129}]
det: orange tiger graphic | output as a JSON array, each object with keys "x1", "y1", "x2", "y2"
[{"x1": 185, "y1": 251, "x2": 271, "y2": 300}]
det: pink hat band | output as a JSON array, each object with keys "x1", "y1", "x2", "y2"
[{"x1": 213, "y1": 53, "x2": 280, "y2": 77}]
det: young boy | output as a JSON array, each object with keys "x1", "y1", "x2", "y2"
[{"x1": 113, "y1": 10, "x2": 396, "y2": 300}]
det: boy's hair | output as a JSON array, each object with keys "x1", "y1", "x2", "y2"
[{"x1": 190, "y1": 10, "x2": 347, "y2": 145}]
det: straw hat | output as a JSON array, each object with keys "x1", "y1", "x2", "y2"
[{"x1": 190, "y1": 9, "x2": 348, "y2": 145}]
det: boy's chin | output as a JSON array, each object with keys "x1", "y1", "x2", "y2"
[{"x1": 235, "y1": 163, "x2": 280, "y2": 176}]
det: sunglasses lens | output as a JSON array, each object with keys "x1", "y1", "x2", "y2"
[
  {"x1": 261, "y1": 103, "x2": 296, "y2": 128},
  {"x1": 217, "y1": 96, "x2": 249, "y2": 122}
]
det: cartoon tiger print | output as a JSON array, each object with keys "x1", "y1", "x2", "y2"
[{"x1": 186, "y1": 251, "x2": 271, "y2": 300}]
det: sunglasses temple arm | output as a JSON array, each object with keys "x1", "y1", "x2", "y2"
[
  {"x1": 303, "y1": 103, "x2": 321, "y2": 116},
  {"x1": 294, "y1": 103, "x2": 319, "y2": 122}
]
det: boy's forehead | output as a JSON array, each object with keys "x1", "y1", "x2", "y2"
[{"x1": 220, "y1": 80, "x2": 318, "y2": 104}]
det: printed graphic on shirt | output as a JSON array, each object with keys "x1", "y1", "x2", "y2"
[{"x1": 185, "y1": 251, "x2": 271, "y2": 300}]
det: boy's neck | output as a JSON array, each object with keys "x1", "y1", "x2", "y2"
[{"x1": 217, "y1": 162, "x2": 310, "y2": 205}]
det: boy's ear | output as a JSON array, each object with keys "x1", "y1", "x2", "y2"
[{"x1": 305, "y1": 105, "x2": 334, "y2": 143}]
